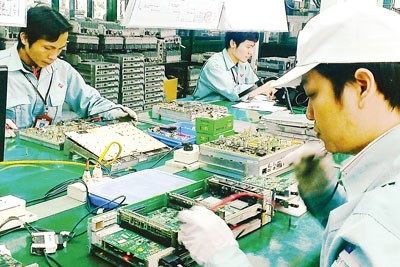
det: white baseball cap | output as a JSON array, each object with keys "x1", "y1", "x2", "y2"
[{"x1": 272, "y1": 1, "x2": 400, "y2": 88}]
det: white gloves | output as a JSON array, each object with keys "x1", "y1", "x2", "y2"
[
  {"x1": 283, "y1": 141, "x2": 336, "y2": 199},
  {"x1": 5, "y1": 119, "x2": 18, "y2": 138},
  {"x1": 110, "y1": 106, "x2": 138, "y2": 122},
  {"x1": 178, "y1": 206, "x2": 238, "y2": 266}
]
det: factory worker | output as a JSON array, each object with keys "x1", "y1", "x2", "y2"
[
  {"x1": 193, "y1": 31, "x2": 274, "y2": 102},
  {"x1": 2, "y1": 5, "x2": 137, "y2": 138},
  {"x1": 179, "y1": 1, "x2": 400, "y2": 266}
]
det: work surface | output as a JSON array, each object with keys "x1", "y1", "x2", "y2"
[{"x1": 0, "y1": 101, "x2": 323, "y2": 267}]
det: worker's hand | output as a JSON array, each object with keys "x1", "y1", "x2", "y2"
[
  {"x1": 178, "y1": 206, "x2": 238, "y2": 266},
  {"x1": 247, "y1": 80, "x2": 277, "y2": 100},
  {"x1": 110, "y1": 106, "x2": 138, "y2": 123},
  {"x1": 283, "y1": 141, "x2": 336, "y2": 199},
  {"x1": 5, "y1": 119, "x2": 18, "y2": 138}
]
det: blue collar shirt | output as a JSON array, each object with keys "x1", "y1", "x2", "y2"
[
  {"x1": 1, "y1": 43, "x2": 120, "y2": 129},
  {"x1": 193, "y1": 49, "x2": 258, "y2": 102},
  {"x1": 319, "y1": 124, "x2": 400, "y2": 266}
]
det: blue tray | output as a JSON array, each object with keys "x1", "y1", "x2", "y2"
[{"x1": 147, "y1": 122, "x2": 196, "y2": 147}]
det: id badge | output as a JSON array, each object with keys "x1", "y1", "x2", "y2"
[{"x1": 34, "y1": 114, "x2": 53, "y2": 128}]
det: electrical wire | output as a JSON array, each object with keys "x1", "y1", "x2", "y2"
[
  {"x1": 209, "y1": 191, "x2": 273, "y2": 212},
  {"x1": 67, "y1": 195, "x2": 126, "y2": 242},
  {"x1": 43, "y1": 252, "x2": 62, "y2": 267},
  {"x1": 149, "y1": 143, "x2": 182, "y2": 169},
  {"x1": 97, "y1": 141, "x2": 123, "y2": 166},
  {"x1": 0, "y1": 160, "x2": 93, "y2": 168},
  {"x1": 26, "y1": 178, "x2": 89, "y2": 209}
]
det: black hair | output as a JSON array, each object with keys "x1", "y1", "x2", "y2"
[
  {"x1": 314, "y1": 63, "x2": 400, "y2": 109},
  {"x1": 224, "y1": 32, "x2": 259, "y2": 49},
  {"x1": 18, "y1": 5, "x2": 72, "y2": 49}
]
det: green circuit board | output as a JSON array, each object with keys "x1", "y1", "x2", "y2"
[{"x1": 102, "y1": 228, "x2": 168, "y2": 260}]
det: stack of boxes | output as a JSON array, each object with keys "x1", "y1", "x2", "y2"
[
  {"x1": 144, "y1": 64, "x2": 165, "y2": 110},
  {"x1": 195, "y1": 114, "x2": 235, "y2": 144},
  {"x1": 104, "y1": 53, "x2": 145, "y2": 113},
  {"x1": 187, "y1": 65, "x2": 202, "y2": 95},
  {"x1": 76, "y1": 61, "x2": 120, "y2": 104}
]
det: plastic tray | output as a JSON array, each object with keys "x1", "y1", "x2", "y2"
[{"x1": 147, "y1": 122, "x2": 196, "y2": 147}]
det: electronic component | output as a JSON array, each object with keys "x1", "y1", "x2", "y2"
[
  {"x1": 64, "y1": 122, "x2": 170, "y2": 171},
  {"x1": 147, "y1": 122, "x2": 196, "y2": 147},
  {"x1": 199, "y1": 131, "x2": 302, "y2": 178},
  {"x1": 119, "y1": 175, "x2": 273, "y2": 245},
  {"x1": 19, "y1": 120, "x2": 99, "y2": 150},
  {"x1": 258, "y1": 111, "x2": 317, "y2": 141},
  {"x1": 89, "y1": 176, "x2": 273, "y2": 266},
  {"x1": 242, "y1": 175, "x2": 307, "y2": 216},
  {"x1": 152, "y1": 101, "x2": 228, "y2": 122},
  {"x1": 88, "y1": 211, "x2": 175, "y2": 267},
  {"x1": 30, "y1": 231, "x2": 66, "y2": 255},
  {"x1": 76, "y1": 61, "x2": 120, "y2": 103}
]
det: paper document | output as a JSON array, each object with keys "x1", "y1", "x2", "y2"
[{"x1": 232, "y1": 100, "x2": 287, "y2": 112}]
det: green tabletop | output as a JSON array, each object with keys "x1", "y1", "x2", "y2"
[{"x1": 0, "y1": 103, "x2": 324, "y2": 267}]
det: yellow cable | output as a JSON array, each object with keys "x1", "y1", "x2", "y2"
[
  {"x1": 0, "y1": 164, "x2": 50, "y2": 171},
  {"x1": 0, "y1": 160, "x2": 89, "y2": 168},
  {"x1": 97, "y1": 141, "x2": 123, "y2": 166},
  {"x1": 0, "y1": 141, "x2": 123, "y2": 169}
]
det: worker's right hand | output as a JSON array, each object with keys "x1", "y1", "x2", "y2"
[
  {"x1": 247, "y1": 80, "x2": 277, "y2": 100},
  {"x1": 5, "y1": 119, "x2": 18, "y2": 138},
  {"x1": 178, "y1": 206, "x2": 238, "y2": 266},
  {"x1": 283, "y1": 141, "x2": 336, "y2": 199}
]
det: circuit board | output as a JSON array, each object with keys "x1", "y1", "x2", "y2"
[
  {"x1": 119, "y1": 175, "x2": 273, "y2": 246},
  {"x1": 242, "y1": 175, "x2": 297, "y2": 197},
  {"x1": 146, "y1": 207, "x2": 181, "y2": 231},
  {"x1": 89, "y1": 176, "x2": 273, "y2": 266},
  {"x1": 88, "y1": 211, "x2": 175, "y2": 267},
  {"x1": 199, "y1": 131, "x2": 302, "y2": 178},
  {"x1": 101, "y1": 228, "x2": 173, "y2": 262},
  {"x1": 203, "y1": 131, "x2": 299, "y2": 157},
  {"x1": 64, "y1": 122, "x2": 170, "y2": 170},
  {"x1": 151, "y1": 101, "x2": 228, "y2": 122},
  {"x1": 19, "y1": 120, "x2": 99, "y2": 150},
  {"x1": 241, "y1": 175, "x2": 307, "y2": 216}
]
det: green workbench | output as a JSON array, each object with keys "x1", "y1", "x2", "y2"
[{"x1": 0, "y1": 102, "x2": 323, "y2": 267}]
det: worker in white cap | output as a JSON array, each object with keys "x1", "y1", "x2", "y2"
[{"x1": 178, "y1": 1, "x2": 400, "y2": 266}]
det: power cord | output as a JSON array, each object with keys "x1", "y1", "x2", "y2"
[
  {"x1": 149, "y1": 143, "x2": 183, "y2": 169},
  {"x1": 26, "y1": 178, "x2": 90, "y2": 211},
  {"x1": 66, "y1": 195, "x2": 127, "y2": 241}
]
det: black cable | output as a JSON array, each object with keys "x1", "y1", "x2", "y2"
[
  {"x1": 281, "y1": 87, "x2": 294, "y2": 113},
  {"x1": 149, "y1": 144, "x2": 183, "y2": 169},
  {"x1": 0, "y1": 226, "x2": 26, "y2": 238},
  {"x1": 111, "y1": 167, "x2": 137, "y2": 177},
  {"x1": 67, "y1": 195, "x2": 126, "y2": 242},
  {"x1": 26, "y1": 178, "x2": 93, "y2": 214},
  {"x1": 43, "y1": 252, "x2": 62, "y2": 267}
]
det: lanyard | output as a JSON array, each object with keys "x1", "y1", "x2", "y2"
[
  {"x1": 20, "y1": 68, "x2": 54, "y2": 113},
  {"x1": 231, "y1": 67, "x2": 239, "y2": 85}
]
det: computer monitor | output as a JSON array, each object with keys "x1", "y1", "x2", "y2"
[{"x1": 0, "y1": 65, "x2": 8, "y2": 161}]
